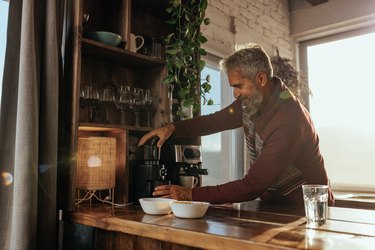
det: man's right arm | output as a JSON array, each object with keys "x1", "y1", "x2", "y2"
[
  {"x1": 139, "y1": 99, "x2": 243, "y2": 147},
  {"x1": 173, "y1": 99, "x2": 243, "y2": 137}
]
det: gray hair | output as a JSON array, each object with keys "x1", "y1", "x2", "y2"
[{"x1": 220, "y1": 44, "x2": 273, "y2": 81}]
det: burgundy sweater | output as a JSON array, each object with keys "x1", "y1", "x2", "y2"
[{"x1": 173, "y1": 78, "x2": 334, "y2": 205}]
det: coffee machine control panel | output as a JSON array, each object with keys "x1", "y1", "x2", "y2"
[{"x1": 175, "y1": 145, "x2": 202, "y2": 164}]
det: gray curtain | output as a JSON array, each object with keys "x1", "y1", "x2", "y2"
[{"x1": 0, "y1": 0, "x2": 65, "y2": 249}]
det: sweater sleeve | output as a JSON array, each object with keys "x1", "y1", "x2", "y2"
[
  {"x1": 192, "y1": 122, "x2": 303, "y2": 204},
  {"x1": 173, "y1": 99, "x2": 243, "y2": 137}
]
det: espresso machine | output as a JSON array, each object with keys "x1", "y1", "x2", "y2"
[
  {"x1": 129, "y1": 137, "x2": 208, "y2": 203},
  {"x1": 160, "y1": 144, "x2": 208, "y2": 187},
  {"x1": 130, "y1": 137, "x2": 171, "y2": 203}
]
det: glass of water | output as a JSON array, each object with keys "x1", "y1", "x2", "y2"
[{"x1": 302, "y1": 185, "x2": 329, "y2": 225}]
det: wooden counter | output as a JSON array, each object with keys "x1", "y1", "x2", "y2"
[{"x1": 67, "y1": 200, "x2": 375, "y2": 249}]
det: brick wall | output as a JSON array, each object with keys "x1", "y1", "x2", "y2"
[{"x1": 202, "y1": 0, "x2": 294, "y2": 61}]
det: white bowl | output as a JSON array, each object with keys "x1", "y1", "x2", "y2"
[
  {"x1": 169, "y1": 201, "x2": 210, "y2": 219},
  {"x1": 139, "y1": 198, "x2": 175, "y2": 215}
]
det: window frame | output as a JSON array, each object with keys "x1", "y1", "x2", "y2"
[
  {"x1": 201, "y1": 54, "x2": 245, "y2": 184},
  {"x1": 298, "y1": 25, "x2": 375, "y2": 193}
]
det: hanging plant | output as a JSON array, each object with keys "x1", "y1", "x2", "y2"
[
  {"x1": 271, "y1": 48, "x2": 311, "y2": 105},
  {"x1": 163, "y1": 0, "x2": 213, "y2": 117}
]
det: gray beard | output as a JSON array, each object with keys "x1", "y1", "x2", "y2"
[{"x1": 240, "y1": 91, "x2": 263, "y2": 116}]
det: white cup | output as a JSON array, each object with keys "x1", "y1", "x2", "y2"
[
  {"x1": 129, "y1": 33, "x2": 144, "y2": 52},
  {"x1": 179, "y1": 176, "x2": 198, "y2": 188}
]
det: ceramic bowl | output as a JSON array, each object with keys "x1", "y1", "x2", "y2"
[
  {"x1": 84, "y1": 31, "x2": 122, "y2": 47},
  {"x1": 169, "y1": 201, "x2": 210, "y2": 219},
  {"x1": 139, "y1": 198, "x2": 176, "y2": 215}
]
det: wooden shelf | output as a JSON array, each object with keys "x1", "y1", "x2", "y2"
[
  {"x1": 79, "y1": 122, "x2": 154, "y2": 132},
  {"x1": 81, "y1": 38, "x2": 165, "y2": 69}
]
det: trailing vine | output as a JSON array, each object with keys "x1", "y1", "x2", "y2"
[{"x1": 163, "y1": 0, "x2": 213, "y2": 116}]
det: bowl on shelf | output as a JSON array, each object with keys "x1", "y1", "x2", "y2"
[
  {"x1": 139, "y1": 198, "x2": 176, "y2": 215},
  {"x1": 169, "y1": 201, "x2": 210, "y2": 219},
  {"x1": 84, "y1": 31, "x2": 123, "y2": 47}
]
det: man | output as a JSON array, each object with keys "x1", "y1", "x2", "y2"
[{"x1": 138, "y1": 44, "x2": 334, "y2": 205}]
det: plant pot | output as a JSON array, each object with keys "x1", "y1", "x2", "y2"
[{"x1": 180, "y1": 100, "x2": 193, "y2": 120}]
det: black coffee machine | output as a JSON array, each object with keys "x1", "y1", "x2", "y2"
[
  {"x1": 130, "y1": 137, "x2": 171, "y2": 203},
  {"x1": 129, "y1": 138, "x2": 208, "y2": 203},
  {"x1": 160, "y1": 144, "x2": 208, "y2": 187}
]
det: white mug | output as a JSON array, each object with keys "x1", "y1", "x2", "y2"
[
  {"x1": 129, "y1": 33, "x2": 144, "y2": 52},
  {"x1": 179, "y1": 176, "x2": 198, "y2": 188}
]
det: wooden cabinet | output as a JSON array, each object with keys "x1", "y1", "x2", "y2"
[{"x1": 59, "y1": 0, "x2": 175, "y2": 209}]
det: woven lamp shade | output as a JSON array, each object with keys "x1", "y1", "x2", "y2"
[{"x1": 76, "y1": 137, "x2": 116, "y2": 190}]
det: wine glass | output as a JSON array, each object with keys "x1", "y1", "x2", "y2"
[
  {"x1": 115, "y1": 85, "x2": 132, "y2": 125},
  {"x1": 100, "y1": 85, "x2": 115, "y2": 123},
  {"x1": 144, "y1": 88, "x2": 153, "y2": 127},
  {"x1": 131, "y1": 88, "x2": 144, "y2": 127},
  {"x1": 86, "y1": 84, "x2": 100, "y2": 122},
  {"x1": 79, "y1": 83, "x2": 86, "y2": 109}
]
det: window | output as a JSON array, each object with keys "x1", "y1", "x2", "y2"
[
  {"x1": 200, "y1": 54, "x2": 244, "y2": 186},
  {"x1": 0, "y1": 0, "x2": 9, "y2": 107},
  {"x1": 299, "y1": 28, "x2": 375, "y2": 192}
]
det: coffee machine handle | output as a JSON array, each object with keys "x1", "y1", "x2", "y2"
[{"x1": 184, "y1": 168, "x2": 208, "y2": 175}]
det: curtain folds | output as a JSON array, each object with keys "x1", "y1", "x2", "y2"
[{"x1": 0, "y1": 0, "x2": 65, "y2": 249}]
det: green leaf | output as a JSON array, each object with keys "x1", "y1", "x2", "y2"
[
  {"x1": 207, "y1": 99, "x2": 214, "y2": 105},
  {"x1": 179, "y1": 87, "x2": 190, "y2": 99},
  {"x1": 166, "y1": 19, "x2": 176, "y2": 25},
  {"x1": 197, "y1": 35, "x2": 208, "y2": 44},
  {"x1": 199, "y1": 60, "x2": 206, "y2": 71},
  {"x1": 200, "y1": 0, "x2": 208, "y2": 11},
  {"x1": 205, "y1": 74, "x2": 210, "y2": 82},
  {"x1": 163, "y1": 75, "x2": 174, "y2": 84},
  {"x1": 198, "y1": 48, "x2": 207, "y2": 56},
  {"x1": 172, "y1": 0, "x2": 181, "y2": 8},
  {"x1": 166, "y1": 48, "x2": 179, "y2": 55},
  {"x1": 165, "y1": 33, "x2": 174, "y2": 43},
  {"x1": 185, "y1": 13, "x2": 190, "y2": 22},
  {"x1": 204, "y1": 17, "x2": 211, "y2": 25}
]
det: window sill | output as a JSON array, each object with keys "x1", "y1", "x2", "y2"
[{"x1": 334, "y1": 191, "x2": 375, "y2": 210}]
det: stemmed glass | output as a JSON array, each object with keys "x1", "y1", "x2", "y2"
[
  {"x1": 79, "y1": 83, "x2": 86, "y2": 109},
  {"x1": 100, "y1": 85, "x2": 115, "y2": 124},
  {"x1": 144, "y1": 88, "x2": 153, "y2": 127},
  {"x1": 131, "y1": 88, "x2": 144, "y2": 127},
  {"x1": 85, "y1": 84, "x2": 100, "y2": 122},
  {"x1": 115, "y1": 85, "x2": 132, "y2": 125}
]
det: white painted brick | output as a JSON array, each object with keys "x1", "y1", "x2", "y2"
[{"x1": 206, "y1": 0, "x2": 295, "y2": 59}]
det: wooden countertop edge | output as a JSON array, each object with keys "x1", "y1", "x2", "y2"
[{"x1": 69, "y1": 212, "x2": 292, "y2": 250}]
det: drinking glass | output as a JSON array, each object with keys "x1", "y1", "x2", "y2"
[
  {"x1": 79, "y1": 83, "x2": 86, "y2": 109},
  {"x1": 86, "y1": 84, "x2": 100, "y2": 122},
  {"x1": 131, "y1": 88, "x2": 144, "y2": 127},
  {"x1": 302, "y1": 185, "x2": 329, "y2": 225},
  {"x1": 144, "y1": 88, "x2": 153, "y2": 127},
  {"x1": 115, "y1": 85, "x2": 132, "y2": 125},
  {"x1": 100, "y1": 85, "x2": 115, "y2": 123}
]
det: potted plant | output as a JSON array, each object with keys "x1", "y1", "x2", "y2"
[
  {"x1": 163, "y1": 0, "x2": 213, "y2": 120},
  {"x1": 271, "y1": 48, "x2": 311, "y2": 106}
]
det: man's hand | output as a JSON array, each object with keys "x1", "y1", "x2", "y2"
[
  {"x1": 153, "y1": 185, "x2": 192, "y2": 201},
  {"x1": 138, "y1": 124, "x2": 176, "y2": 148}
]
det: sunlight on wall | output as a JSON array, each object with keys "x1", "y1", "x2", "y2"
[{"x1": 308, "y1": 32, "x2": 375, "y2": 190}]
